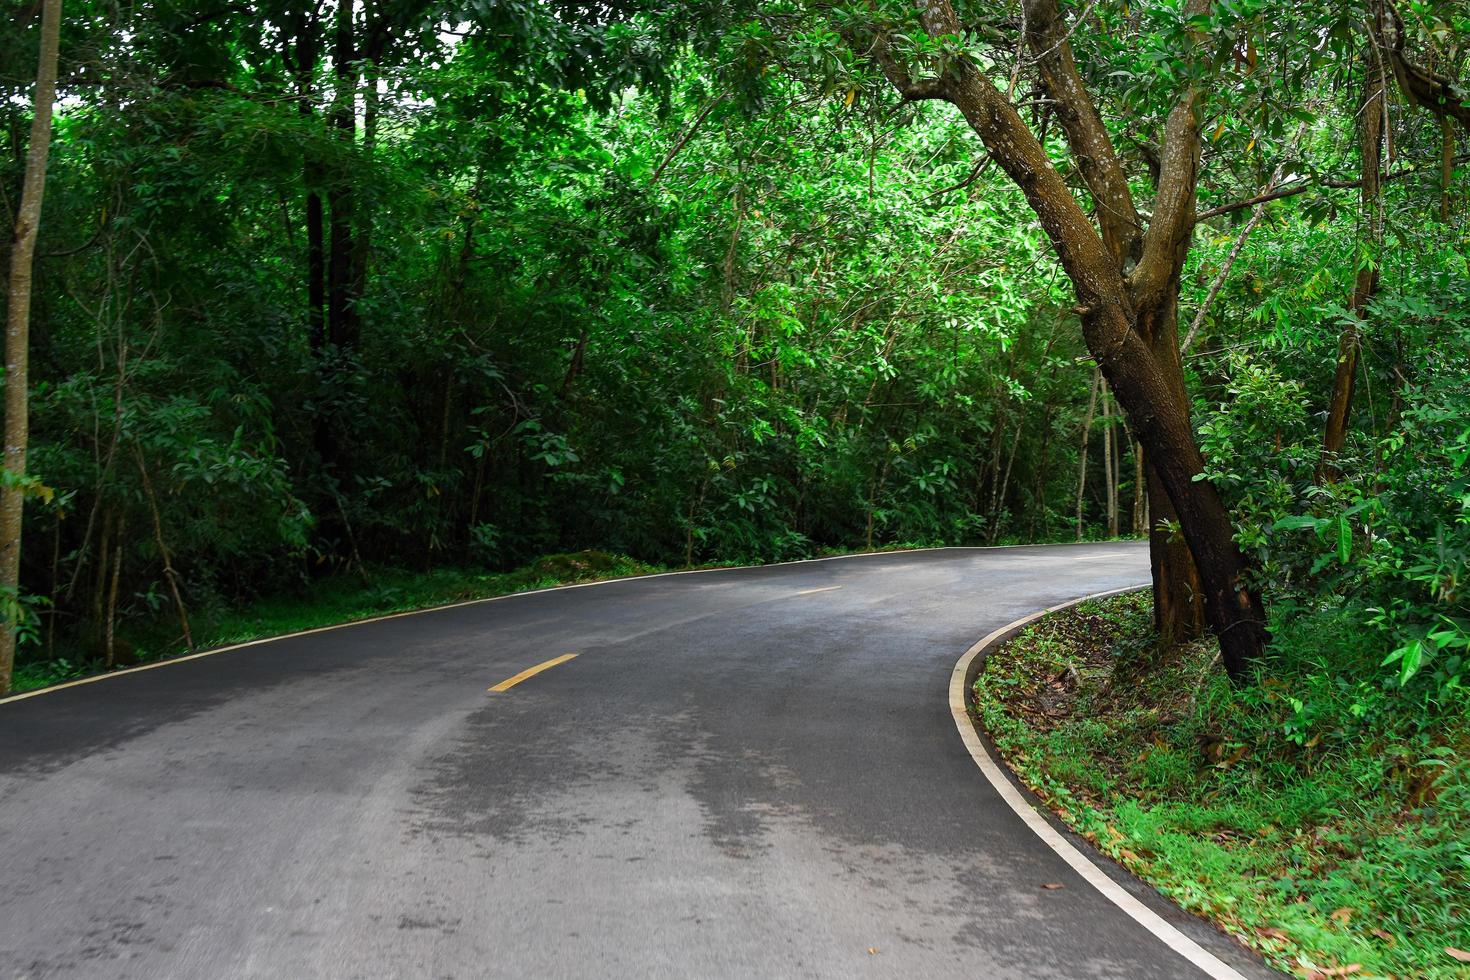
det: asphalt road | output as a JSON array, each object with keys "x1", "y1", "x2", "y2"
[{"x1": 0, "y1": 543, "x2": 1275, "y2": 979}]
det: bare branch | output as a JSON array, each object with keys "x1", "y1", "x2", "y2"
[
  {"x1": 650, "y1": 92, "x2": 726, "y2": 186},
  {"x1": 1193, "y1": 153, "x2": 1470, "y2": 222}
]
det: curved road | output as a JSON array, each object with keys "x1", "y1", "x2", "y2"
[{"x1": 0, "y1": 543, "x2": 1272, "y2": 979}]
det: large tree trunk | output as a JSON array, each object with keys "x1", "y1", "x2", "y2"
[
  {"x1": 1140, "y1": 290, "x2": 1206, "y2": 642},
  {"x1": 871, "y1": 0, "x2": 1269, "y2": 677},
  {"x1": 1146, "y1": 463, "x2": 1205, "y2": 644},
  {"x1": 1083, "y1": 304, "x2": 1266, "y2": 676},
  {"x1": 0, "y1": 0, "x2": 62, "y2": 695}
]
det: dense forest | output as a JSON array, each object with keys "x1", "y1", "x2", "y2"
[
  {"x1": 1, "y1": 0, "x2": 1467, "y2": 708},
  {"x1": 3, "y1": 0, "x2": 1469, "y2": 971}
]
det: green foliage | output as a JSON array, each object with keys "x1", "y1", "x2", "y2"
[
  {"x1": 7, "y1": 551, "x2": 660, "y2": 695},
  {"x1": 8, "y1": 9, "x2": 1135, "y2": 681},
  {"x1": 977, "y1": 592, "x2": 1470, "y2": 978}
]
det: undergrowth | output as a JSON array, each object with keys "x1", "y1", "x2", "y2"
[
  {"x1": 975, "y1": 590, "x2": 1470, "y2": 980},
  {"x1": 10, "y1": 550, "x2": 661, "y2": 694}
]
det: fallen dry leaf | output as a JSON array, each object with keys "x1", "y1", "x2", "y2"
[
  {"x1": 866, "y1": 948, "x2": 879, "y2": 956},
  {"x1": 1370, "y1": 929, "x2": 1395, "y2": 945},
  {"x1": 1446, "y1": 948, "x2": 1470, "y2": 963},
  {"x1": 1305, "y1": 965, "x2": 1360, "y2": 978},
  {"x1": 1255, "y1": 926, "x2": 1289, "y2": 942},
  {"x1": 1040, "y1": 883, "x2": 1064, "y2": 890},
  {"x1": 1328, "y1": 907, "x2": 1353, "y2": 924}
]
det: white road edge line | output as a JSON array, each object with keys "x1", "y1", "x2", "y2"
[
  {"x1": 0, "y1": 539, "x2": 1139, "y2": 707},
  {"x1": 949, "y1": 586, "x2": 1251, "y2": 980}
]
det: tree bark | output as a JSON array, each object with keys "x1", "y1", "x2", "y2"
[
  {"x1": 0, "y1": 0, "x2": 61, "y2": 695},
  {"x1": 1102, "y1": 381, "x2": 1117, "y2": 537},
  {"x1": 1321, "y1": 50, "x2": 1386, "y2": 481},
  {"x1": 1132, "y1": 441, "x2": 1146, "y2": 534},
  {"x1": 1147, "y1": 462, "x2": 1205, "y2": 643}
]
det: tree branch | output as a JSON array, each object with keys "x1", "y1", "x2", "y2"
[
  {"x1": 1129, "y1": 0, "x2": 1215, "y2": 315},
  {"x1": 650, "y1": 92, "x2": 726, "y2": 186},
  {"x1": 1382, "y1": 2, "x2": 1470, "y2": 132},
  {"x1": 925, "y1": 154, "x2": 993, "y2": 199},
  {"x1": 1022, "y1": 0, "x2": 1142, "y2": 265},
  {"x1": 1193, "y1": 153, "x2": 1470, "y2": 222}
]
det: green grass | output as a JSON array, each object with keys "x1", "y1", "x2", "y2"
[
  {"x1": 10, "y1": 550, "x2": 663, "y2": 695},
  {"x1": 10, "y1": 536, "x2": 1143, "y2": 696},
  {"x1": 974, "y1": 591, "x2": 1470, "y2": 979}
]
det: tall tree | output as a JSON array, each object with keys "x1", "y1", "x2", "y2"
[
  {"x1": 1322, "y1": 2, "x2": 1470, "y2": 478},
  {"x1": 0, "y1": 0, "x2": 62, "y2": 695},
  {"x1": 851, "y1": 0, "x2": 1270, "y2": 676}
]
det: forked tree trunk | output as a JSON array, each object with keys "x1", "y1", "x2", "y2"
[
  {"x1": 870, "y1": 0, "x2": 1269, "y2": 677},
  {"x1": 0, "y1": 0, "x2": 62, "y2": 695}
]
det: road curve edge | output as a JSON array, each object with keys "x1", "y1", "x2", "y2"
[
  {"x1": 949, "y1": 584, "x2": 1253, "y2": 980},
  {"x1": 1, "y1": 541, "x2": 1133, "y2": 707}
]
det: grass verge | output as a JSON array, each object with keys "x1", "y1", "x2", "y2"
[
  {"x1": 973, "y1": 590, "x2": 1470, "y2": 980},
  {"x1": 10, "y1": 550, "x2": 662, "y2": 695},
  {"x1": 14, "y1": 536, "x2": 1141, "y2": 698}
]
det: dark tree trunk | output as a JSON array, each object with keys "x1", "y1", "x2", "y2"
[
  {"x1": 306, "y1": 186, "x2": 325, "y2": 354},
  {"x1": 326, "y1": 0, "x2": 358, "y2": 352},
  {"x1": 288, "y1": 16, "x2": 325, "y2": 354},
  {"x1": 1139, "y1": 288, "x2": 1205, "y2": 643},
  {"x1": 1321, "y1": 55, "x2": 1385, "y2": 480},
  {"x1": 1146, "y1": 463, "x2": 1204, "y2": 643}
]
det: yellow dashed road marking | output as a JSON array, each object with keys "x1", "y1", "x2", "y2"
[{"x1": 488, "y1": 653, "x2": 578, "y2": 692}]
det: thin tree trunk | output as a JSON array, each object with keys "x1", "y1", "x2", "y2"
[
  {"x1": 991, "y1": 410, "x2": 1026, "y2": 543},
  {"x1": 105, "y1": 515, "x2": 124, "y2": 669},
  {"x1": 45, "y1": 515, "x2": 59, "y2": 657},
  {"x1": 1321, "y1": 45, "x2": 1386, "y2": 480},
  {"x1": 1102, "y1": 381, "x2": 1117, "y2": 537},
  {"x1": 1132, "y1": 441, "x2": 1146, "y2": 534},
  {"x1": 92, "y1": 508, "x2": 112, "y2": 651},
  {"x1": 1442, "y1": 117, "x2": 1455, "y2": 223},
  {"x1": 135, "y1": 446, "x2": 193, "y2": 651},
  {"x1": 1029, "y1": 388, "x2": 1059, "y2": 542},
  {"x1": 0, "y1": 0, "x2": 62, "y2": 695},
  {"x1": 1075, "y1": 368, "x2": 1099, "y2": 541}
]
